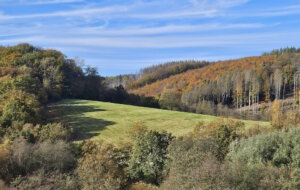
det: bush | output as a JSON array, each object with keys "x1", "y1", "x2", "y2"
[
  {"x1": 161, "y1": 135, "x2": 295, "y2": 190},
  {"x1": 128, "y1": 131, "x2": 173, "y2": 184},
  {"x1": 227, "y1": 128, "x2": 300, "y2": 167},
  {"x1": 10, "y1": 170, "x2": 81, "y2": 190},
  {"x1": 192, "y1": 119, "x2": 241, "y2": 160},
  {"x1": 39, "y1": 123, "x2": 71, "y2": 142},
  {"x1": 161, "y1": 137, "x2": 220, "y2": 190},
  {"x1": 0, "y1": 142, "x2": 13, "y2": 183},
  {"x1": 12, "y1": 138, "x2": 75, "y2": 176},
  {"x1": 159, "y1": 88, "x2": 182, "y2": 111},
  {"x1": 77, "y1": 140, "x2": 129, "y2": 190},
  {"x1": 128, "y1": 122, "x2": 148, "y2": 141}
]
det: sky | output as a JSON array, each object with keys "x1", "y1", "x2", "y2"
[{"x1": 0, "y1": 0, "x2": 300, "y2": 76}]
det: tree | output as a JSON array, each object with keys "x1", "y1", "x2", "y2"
[
  {"x1": 159, "y1": 88, "x2": 182, "y2": 111},
  {"x1": 0, "y1": 91, "x2": 39, "y2": 128},
  {"x1": 274, "y1": 69, "x2": 283, "y2": 99},
  {"x1": 128, "y1": 131, "x2": 173, "y2": 184},
  {"x1": 270, "y1": 100, "x2": 284, "y2": 129}
]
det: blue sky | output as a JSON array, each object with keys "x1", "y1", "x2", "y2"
[{"x1": 0, "y1": 0, "x2": 300, "y2": 76}]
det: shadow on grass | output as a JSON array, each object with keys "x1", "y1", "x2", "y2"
[
  {"x1": 47, "y1": 103, "x2": 116, "y2": 141},
  {"x1": 70, "y1": 116, "x2": 116, "y2": 141}
]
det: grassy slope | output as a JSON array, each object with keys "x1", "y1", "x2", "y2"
[{"x1": 49, "y1": 99, "x2": 270, "y2": 145}]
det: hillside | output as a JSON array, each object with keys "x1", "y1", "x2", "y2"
[
  {"x1": 48, "y1": 99, "x2": 270, "y2": 145},
  {"x1": 129, "y1": 55, "x2": 277, "y2": 97},
  {"x1": 127, "y1": 53, "x2": 300, "y2": 118}
]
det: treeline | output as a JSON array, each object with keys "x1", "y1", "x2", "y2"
[
  {"x1": 127, "y1": 60, "x2": 209, "y2": 89},
  {"x1": 263, "y1": 47, "x2": 300, "y2": 56},
  {"x1": 105, "y1": 74, "x2": 137, "y2": 88}
]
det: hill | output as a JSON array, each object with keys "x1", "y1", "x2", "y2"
[
  {"x1": 48, "y1": 99, "x2": 270, "y2": 145},
  {"x1": 127, "y1": 52, "x2": 300, "y2": 117}
]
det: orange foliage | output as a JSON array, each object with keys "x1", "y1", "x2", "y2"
[{"x1": 129, "y1": 55, "x2": 276, "y2": 98}]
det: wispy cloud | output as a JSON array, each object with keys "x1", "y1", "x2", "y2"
[
  {"x1": 0, "y1": 21, "x2": 271, "y2": 38},
  {"x1": 231, "y1": 4, "x2": 300, "y2": 17},
  {"x1": 0, "y1": 6, "x2": 129, "y2": 20},
  {"x1": 0, "y1": 0, "x2": 249, "y2": 21},
  {"x1": 2, "y1": 30, "x2": 297, "y2": 49},
  {"x1": 15, "y1": 0, "x2": 84, "y2": 4},
  {"x1": 70, "y1": 23, "x2": 269, "y2": 36}
]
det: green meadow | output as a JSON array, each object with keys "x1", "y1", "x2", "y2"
[{"x1": 49, "y1": 99, "x2": 270, "y2": 144}]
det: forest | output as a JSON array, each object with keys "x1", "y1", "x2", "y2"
[
  {"x1": 0, "y1": 44, "x2": 300, "y2": 190},
  {"x1": 125, "y1": 51, "x2": 300, "y2": 120}
]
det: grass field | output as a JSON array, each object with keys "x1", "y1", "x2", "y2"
[{"x1": 48, "y1": 99, "x2": 270, "y2": 144}]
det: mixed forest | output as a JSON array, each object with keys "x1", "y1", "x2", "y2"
[{"x1": 0, "y1": 44, "x2": 300, "y2": 190}]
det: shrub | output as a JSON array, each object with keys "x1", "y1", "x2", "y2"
[
  {"x1": 161, "y1": 137, "x2": 220, "y2": 190},
  {"x1": 162, "y1": 136, "x2": 294, "y2": 190},
  {"x1": 196, "y1": 100, "x2": 216, "y2": 115},
  {"x1": 128, "y1": 130, "x2": 173, "y2": 184},
  {"x1": 192, "y1": 119, "x2": 241, "y2": 160},
  {"x1": 0, "y1": 142, "x2": 13, "y2": 183},
  {"x1": 12, "y1": 138, "x2": 75, "y2": 175},
  {"x1": 128, "y1": 122, "x2": 148, "y2": 141},
  {"x1": 77, "y1": 140, "x2": 129, "y2": 190},
  {"x1": 39, "y1": 123, "x2": 71, "y2": 142},
  {"x1": 227, "y1": 128, "x2": 300, "y2": 167},
  {"x1": 10, "y1": 170, "x2": 81, "y2": 190},
  {"x1": 159, "y1": 88, "x2": 182, "y2": 111}
]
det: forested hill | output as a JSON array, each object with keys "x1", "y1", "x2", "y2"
[
  {"x1": 128, "y1": 50, "x2": 300, "y2": 115},
  {"x1": 105, "y1": 60, "x2": 209, "y2": 89}
]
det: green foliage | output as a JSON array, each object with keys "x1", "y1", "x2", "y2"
[
  {"x1": 0, "y1": 91, "x2": 39, "y2": 128},
  {"x1": 263, "y1": 47, "x2": 300, "y2": 56},
  {"x1": 215, "y1": 124, "x2": 238, "y2": 161},
  {"x1": 227, "y1": 128, "x2": 300, "y2": 167},
  {"x1": 128, "y1": 130, "x2": 173, "y2": 184},
  {"x1": 159, "y1": 88, "x2": 182, "y2": 111},
  {"x1": 162, "y1": 135, "x2": 299, "y2": 190}
]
